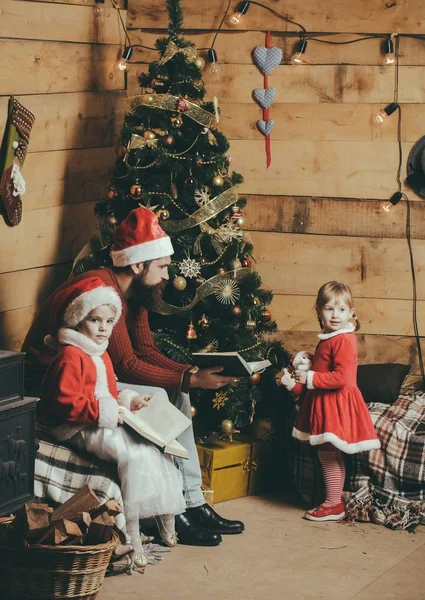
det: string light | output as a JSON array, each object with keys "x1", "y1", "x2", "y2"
[
  {"x1": 381, "y1": 191, "x2": 402, "y2": 213},
  {"x1": 93, "y1": 0, "x2": 104, "y2": 17},
  {"x1": 291, "y1": 39, "x2": 308, "y2": 65},
  {"x1": 208, "y1": 48, "x2": 220, "y2": 75},
  {"x1": 383, "y1": 37, "x2": 396, "y2": 65},
  {"x1": 228, "y1": 1, "x2": 251, "y2": 26},
  {"x1": 374, "y1": 102, "x2": 399, "y2": 123},
  {"x1": 117, "y1": 46, "x2": 133, "y2": 71}
]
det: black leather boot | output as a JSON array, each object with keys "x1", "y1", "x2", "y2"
[
  {"x1": 175, "y1": 512, "x2": 222, "y2": 546},
  {"x1": 186, "y1": 504, "x2": 245, "y2": 534}
]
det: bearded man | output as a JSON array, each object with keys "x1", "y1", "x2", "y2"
[{"x1": 22, "y1": 206, "x2": 244, "y2": 546}]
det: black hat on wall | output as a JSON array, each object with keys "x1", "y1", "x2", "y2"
[{"x1": 406, "y1": 135, "x2": 425, "y2": 198}]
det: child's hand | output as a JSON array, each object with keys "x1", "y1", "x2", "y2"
[
  {"x1": 130, "y1": 395, "x2": 151, "y2": 412},
  {"x1": 295, "y1": 369, "x2": 307, "y2": 384},
  {"x1": 281, "y1": 368, "x2": 295, "y2": 388}
]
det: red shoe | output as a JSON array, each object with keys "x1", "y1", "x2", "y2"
[{"x1": 304, "y1": 501, "x2": 345, "y2": 522}]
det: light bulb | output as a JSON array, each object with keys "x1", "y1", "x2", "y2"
[
  {"x1": 117, "y1": 46, "x2": 133, "y2": 71},
  {"x1": 291, "y1": 39, "x2": 307, "y2": 65},
  {"x1": 93, "y1": 0, "x2": 104, "y2": 16},
  {"x1": 383, "y1": 39, "x2": 395, "y2": 66},
  {"x1": 382, "y1": 191, "x2": 402, "y2": 213},
  {"x1": 374, "y1": 102, "x2": 399, "y2": 124},
  {"x1": 208, "y1": 49, "x2": 220, "y2": 75},
  {"x1": 228, "y1": 2, "x2": 250, "y2": 26}
]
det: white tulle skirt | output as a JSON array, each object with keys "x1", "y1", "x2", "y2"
[{"x1": 70, "y1": 425, "x2": 186, "y2": 520}]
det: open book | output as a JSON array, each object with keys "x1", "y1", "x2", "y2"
[
  {"x1": 192, "y1": 352, "x2": 272, "y2": 377},
  {"x1": 119, "y1": 393, "x2": 191, "y2": 459}
]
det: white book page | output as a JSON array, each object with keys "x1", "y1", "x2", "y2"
[
  {"x1": 247, "y1": 359, "x2": 272, "y2": 373},
  {"x1": 126, "y1": 393, "x2": 191, "y2": 445}
]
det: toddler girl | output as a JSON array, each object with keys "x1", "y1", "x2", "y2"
[
  {"x1": 281, "y1": 281, "x2": 380, "y2": 521},
  {"x1": 40, "y1": 277, "x2": 186, "y2": 566}
]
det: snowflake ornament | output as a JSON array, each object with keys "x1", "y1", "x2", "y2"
[
  {"x1": 179, "y1": 258, "x2": 201, "y2": 279},
  {"x1": 212, "y1": 391, "x2": 229, "y2": 410},
  {"x1": 214, "y1": 221, "x2": 243, "y2": 243},
  {"x1": 214, "y1": 278, "x2": 240, "y2": 305},
  {"x1": 194, "y1": 186, "x2": 211, "y2": 207}
]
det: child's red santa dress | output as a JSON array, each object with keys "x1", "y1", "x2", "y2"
[{"x1": 292, "y1": 323, "x2": 381, "y2": 454}]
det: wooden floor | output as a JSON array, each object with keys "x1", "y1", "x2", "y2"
[{"x1": 99, "y1": 495, "x2": 425, "y2": 600}]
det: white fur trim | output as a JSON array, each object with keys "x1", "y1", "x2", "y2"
[
  {"x1": 111, "y1": 235, "x2": 174, "y2": 267},
  {"x1": 307, "y1": 370, "x2": 315, "y2": 389},
  {"x1": 92, "y1": 355, "x2": 119, "y2": 428},
  {"x1": 56, "y1": 328, "x2": 108, "y2": 356},
  {"x1": 97, "y1": 395, "x2": 119, "y2": 429},
  {"x1": 292, "y1": 427, "x2": 381, "y2": 454},
  {"x1": 118, "y1": 388, "x2": 140, "y2": 409},
  {"x1": 284, "y1": 378, "x2": 297, "y2": 391},
  {"x1": 64, "y1": 286, "x2": 122, "y2": 328},
  {"x1": 317, "y1": 322, "x2": 355, "y2": 340}
]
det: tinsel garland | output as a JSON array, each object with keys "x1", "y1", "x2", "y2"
[
  {"x1": 125, "y1": 94, "x2": 214, "y2": 128},
  {"x1": 153, "y1": 267, "x2": 252, "y2": 315}
]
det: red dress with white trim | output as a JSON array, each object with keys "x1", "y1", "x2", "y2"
[{"x1": 292, "y1": 324, "x2": 381, "y2": 454}]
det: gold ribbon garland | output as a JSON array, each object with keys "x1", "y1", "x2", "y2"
[
  {"x1": 153, "y1": 267, "x2": 252, "y2": 315},
  {"x1": 158, "y1": 40, "x2": 197, "y2": 65},
  {"x1": 125, "y1": 94, "x2": 214, "y2": 129},
  {"x1": 161, "y1": 187, "x2": 239, "y2": 235}
]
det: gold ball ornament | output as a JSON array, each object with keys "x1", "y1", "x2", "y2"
[
  {"x1": 216, "y1": 266, "x2": 226, "y2": 275},
  {"x1": 212, "y1": 175, "x2": 224, "y2": 187},
  {"x1": 130, "y1": 184, "x2": 143, "y2": 198},
  {"x1": 171, "y1": 116, "x2": 183, "y2": 128},
  {"x1": 151, "y1": 78, "x2": 168, "y2": 92},
  {"x1": 186, "y1": 323, "x2": 197, "y2": 340},
  {"x1": 246, "y1": 318, "x2": 257, "y2": 330},
  {"x1": 184, "y1": 176, "x2": 197, "y2": 189},
  {"x1": 156, "y1": 207, "x2": 170, "y2": 221},
  {"x1": 249, "y1": 372, "x2": 261, "y2": 385},
  {"x1": 199, "y1": 255, "x2": 207, "y2": 265},
  {"x1": 106, "y1": 214, "x2": 118, "y2": 226},
  {"x1": 173, "y1": 276, "x2": 187, "y2": 291},
  {"x1": 220, "y1": 419, "x2": 234, "y2": 435},
  {"x1": 235, "y1": 216, "x2": 244, "y2": 227},
  {"x1": 194, "y1": 56, "x2": 206, "y2": 69},
  {"x1": 143, "y1": 129, "x2": 156, "y2": 140},
  {"x1": 146, "y1": 95, "x2": 155, "y2": 104},
  {"x1": 252, "y1": 296, "x2": 261, "y2": 306},
  {"x1": 190, "y1": 405, "x2": 197, "y2": 418},
  {"x1": 241, "y1": 257, "x2": 252, "y2": 268},
  {"x1": 197, "y1": 314, "x2": 210, "y2": 329}
]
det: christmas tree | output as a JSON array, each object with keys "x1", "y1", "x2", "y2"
[{"x1": 75, "y1": 0, "x2": 290, "y2": 436}]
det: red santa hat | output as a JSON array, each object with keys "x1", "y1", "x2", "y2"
[
  {"x1": 110, "y1": 206, "x2": 174, "y2": 267},
  {"x1": 46, "y1": 277, "x2": 122, "y2": 339}
]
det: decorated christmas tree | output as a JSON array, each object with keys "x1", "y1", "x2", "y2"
[{"x1": 75, "y1": 0, "x2": 290, "y2": 436}]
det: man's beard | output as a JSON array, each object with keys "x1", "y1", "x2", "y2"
[{"x1": 131, "y1": 277, "x2": 167, "y2": 310}]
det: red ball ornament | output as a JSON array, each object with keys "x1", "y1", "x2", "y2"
[
  {"x1": 231, "y1": 305, "x2": 242, "y2": 316},
  {"x1": 163, "y1": 135, "x2": 175, "y2": 147},
  {"x1": 261, "y1": 308, "x2": 272, "y2": 322},
  {"x1": 130, "y1": 184, "x2": 143, "y2": 198},
  {"x1": 107, "y1": 189, "x2": 117, "y2": 200},
  {"x1": 249, "y1": 372, "x2": 261, "y2": 385},
  {"x1": 241, "y1": 258, "x2": 252, "y2": 268},
  {"x1": 199, "y1": 256, "x2": 207, "y2": 265}
]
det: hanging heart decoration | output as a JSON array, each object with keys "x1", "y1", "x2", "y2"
[
  {"x1": 257, "y1": 119, "x2": 274, "y2": 136},
  {"x1": 253, "y1": 88, "x2": 276, "y2": 109},
  {"x1": 252, "y1": 46, "x2": 283, "y2": 75},
  {"x1": 252, "y1": 33, "x2": 280, "y2": 167}
]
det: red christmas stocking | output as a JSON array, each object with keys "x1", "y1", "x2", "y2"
[{"x1": 0, "y1": 97, "x2": 35, "y2": 226}]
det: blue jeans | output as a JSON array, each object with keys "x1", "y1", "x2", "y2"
[{"x1": 116, "y1": 382, "x2": 205, "y2": 509}]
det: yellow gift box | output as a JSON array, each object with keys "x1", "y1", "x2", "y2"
[{"x1": 196, "y1": 435, "x2": 266, "y2": 504}]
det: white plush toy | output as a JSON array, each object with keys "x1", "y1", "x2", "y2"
[{"x1": 281, "y1": 351, "x2": 313, "y2": 391}]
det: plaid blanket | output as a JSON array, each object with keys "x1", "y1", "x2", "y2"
[{"x1": 292, "y1": 394, "x2": 425, "y2": 531}]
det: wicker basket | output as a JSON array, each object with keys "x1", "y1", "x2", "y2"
[{"x1": 0, "y1": 529, "x2": 118, "y2": 599}]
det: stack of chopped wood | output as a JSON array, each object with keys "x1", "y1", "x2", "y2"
[{"x1": 0, "y1": 486, "x2": 122, "y2": 547}]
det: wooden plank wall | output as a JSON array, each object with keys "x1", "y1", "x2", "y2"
[
  {"x1": 127, "y1": 0, "x2": 425, "y2": 370},
  {"x1": 0, "y1": 0, "x2": 127, "y2": 350}
]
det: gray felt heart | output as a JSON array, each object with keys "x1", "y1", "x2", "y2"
[
  {"x1": 252, "y1": 46, "x2": 283, "y2": 75},
  {"x1": 257, "y1": 119, "x2": 274, "y2": 136},
  {"x1": 253, "y1": 88, "x2": 276, "y2": 109}
]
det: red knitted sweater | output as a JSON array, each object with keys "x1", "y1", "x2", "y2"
[{"x1": 22, "y1": 268, "x2": 188, "y2": 393}]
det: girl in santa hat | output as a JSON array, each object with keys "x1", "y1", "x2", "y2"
[
  {"x1": 281, "y1": 281, "x2": 380, "y2": 522},
  {"x1": 40, "y1": 277, "x2": 186, "y2": 568}
]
